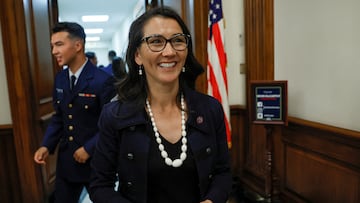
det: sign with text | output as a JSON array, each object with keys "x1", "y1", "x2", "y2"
[{"x1": 250, "y1": 80, "x2": 288, "y2": 125}]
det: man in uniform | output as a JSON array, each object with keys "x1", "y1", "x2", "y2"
[
  {"x1": 34, "y1": 22, "x2": 115, "y2": 203},
  {"x1": 85, "y1": 51, "x2": 98, "y2": 67}
]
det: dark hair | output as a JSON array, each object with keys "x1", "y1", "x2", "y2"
[
  {"x1": 118, "y1": 6, "x2": 204, "y2": 109},
  {"x1": 85, "y1": 51, "x2": 96, "y2": 59},
  {"x1": 112, "y1": 57, "x2": 127, "y2": 80},
  {"x1": 108, "y1": 50, "x2": 117, "y2": 61},
  {"x1": 52, "y1": 22, "x2": 86, "y2": 44}
]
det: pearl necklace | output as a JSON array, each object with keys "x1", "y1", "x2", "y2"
[{"x1": 146, "y1": 94, "x2": 187, "y2": 168}]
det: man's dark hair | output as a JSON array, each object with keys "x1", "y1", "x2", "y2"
[
  {"x1": 52, "y1": 22, "x2": 86, "y2": 43},
  {"x1": 108, "y1": 50, "x2": 117, "y2": 61},
  {"x1": 85, "y1": 51, "x2": 96, "y2": 59}
]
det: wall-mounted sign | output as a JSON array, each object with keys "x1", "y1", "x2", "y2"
[{"x1": 250, "y1": 80, "x2": 288, "y2": 125}]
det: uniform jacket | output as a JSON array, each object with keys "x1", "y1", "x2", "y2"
[
  {"x1": 42, "y1": 60, "x2": 115, "y2": 182},
  {"x1": 90, "y1": 88, "x2": 232, "y2": 203}
]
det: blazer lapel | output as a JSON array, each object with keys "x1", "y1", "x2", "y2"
[{"x1": 69, "y1": 61, "x2": 95, "y2": 100}]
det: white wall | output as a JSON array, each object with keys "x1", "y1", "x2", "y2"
[
  {"x1": 111, "y1": 17, "x2": 132, "y2": 59},
  {"x1": 222, "y1": 0, "x2": 246, "y2": 105},
  {"x1": 111, "y1": 0, "x2": 145, "y2": 59},
  {"x1": 275, "y1": 0, "x2": 360, "y2": 131},
  {"x1": 85, "y1": 0, "x2": 144, "y2": 66},
  {"x1": 85, "y1": 48, "x2": 108, "y2": 67},
  {"x1": 0, "y1": 22, "x2": 13, "y2": 125}
]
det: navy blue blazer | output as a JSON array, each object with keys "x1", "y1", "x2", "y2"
[
  {"x1": 42, "y1": 60, "x2": 116, "y2": 182},
  {"x1": 90, "y1": 88, "x2": 232, "y2": 203}
]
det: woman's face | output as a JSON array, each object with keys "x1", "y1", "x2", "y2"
[{"x1": 135, "y1": 17, "x2": 188, "y2": 87}]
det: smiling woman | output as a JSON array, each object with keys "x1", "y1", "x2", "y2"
[{"x1": 58, "y1": 0, "x2": 145, "y2": 66}]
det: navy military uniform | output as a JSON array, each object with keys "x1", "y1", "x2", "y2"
[{"x1": 42, "y1": 60, "x2": 115, "y2": 202}]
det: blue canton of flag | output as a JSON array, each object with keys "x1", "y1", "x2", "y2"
[{"x1": 209, "y1": 0, "x2": 223, "y2": 39}]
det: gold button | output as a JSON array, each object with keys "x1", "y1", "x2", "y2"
[
  {"x1": 68, "y1": 103, "x2": 73, "y2": 108},
  {"x1": 68, "y1": 114, "x2": 73, "y2": 119},
  {"x1": 68, "y1": 136, "x2": 73, "y2": 141},
  {"x1": 68, "y1": 125, "x2": 74, "y2": 131},
  {"x1": 84, "y1": 105, "x2": 89, "y2": 109}
]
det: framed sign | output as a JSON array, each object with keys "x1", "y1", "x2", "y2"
[{"x1": 250, "y1": 80, "x2": 288, "y2": 125}]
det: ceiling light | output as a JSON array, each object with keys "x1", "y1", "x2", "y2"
[
  {"x1": 85, "y1": 28, "x2": 104, "y2": 34},
  {"x1": 86, "y1": 36, "x2": 100, "y2": 41},
  {"x1": 86, "y1": 42, "x2": 109, "y2": 49},
  {"x1": 82, "y1": 15, "x2": 109, "y2": 22}
]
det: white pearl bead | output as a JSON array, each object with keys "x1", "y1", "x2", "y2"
[
  {"x1": 156, "y1": 137, "x2": 162, "y2": 144},
  {"x1": 172, "y1": 159, "x2": 182, "y2": 167},
  {"x1": 181, "y1": 145, "x2": 187, "y2": 151},
  {"x1": 161, "y1": 150, "x2": 168, "y2": 158},
  {"x1": 180, "y1": 152, "x2": 187, "y2": 160},
  {"x1": 165, "y1": 158, "x2": 172, "y2": 166},
  {"x1": 158, "y1": 144, "x2": 164, "y2": 151}
]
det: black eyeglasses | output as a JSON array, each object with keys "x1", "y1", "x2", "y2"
[{"x1": 141, "y1": 33, "x2": 191, "y2": 52}]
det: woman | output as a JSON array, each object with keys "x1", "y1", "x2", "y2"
[{"x1": 89, "y1": 6, "x2": 232, "y2": 203}]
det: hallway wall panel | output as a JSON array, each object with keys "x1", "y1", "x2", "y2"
[
  {"x1": 280, "y1": 119, "x2": 360, "y2": 203},
  {"x1": 0, "y1": 126, "x2": 21, "y2": 203}
]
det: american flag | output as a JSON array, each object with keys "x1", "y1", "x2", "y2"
[{"x1": 207, "y1": 0, "x2": 231, "y2": 147}]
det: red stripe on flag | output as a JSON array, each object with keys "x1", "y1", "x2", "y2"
[
  {"x1": 207, "y1": 60, "x2": 222, "y2": 103},
  {"x1": 209, "y1": 59, "x2": 231, "y2": 147},
  {"x1": 212, "y1": 23, "x2": 228, "y2": 92},
  {"x1": 224, "y1": 112, "x2": 231, "y2": 147}
]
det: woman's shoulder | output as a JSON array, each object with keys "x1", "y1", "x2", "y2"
[
  {"x1": 186, "y1": 89, "x2": 222, "y2": 107},
  {"x1": 102, "y1": 100, "x2": 130, "y2": 116},
  {"x1": 101, "y1": 100, "x2": 144, "y2": 121}
]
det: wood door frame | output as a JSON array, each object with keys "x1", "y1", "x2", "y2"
[
  {"x1": 0, "y1": 0, "x2": 45, "y2": 202},
  {"x1": 241, "y1": 0, "x2": 275, "y2": 196}
]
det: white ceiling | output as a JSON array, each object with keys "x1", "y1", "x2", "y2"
[{"x1": 58, "y1": 0, "x2": 142, "y2": 48}]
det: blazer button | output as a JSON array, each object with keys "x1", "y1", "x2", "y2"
[
  {"x1": 206, "y1": 147, "x2": 212, "y2": 154},
  {"x1": 126, "y1": 181, "x2": 133, "y2": 188},
  {"x1": 57, "y1": 100, "x2": 60, "y2": 104},
  {"x1": 127, "y1": 153, "x2": 134, "y2": 160},
  {"x1": 68, "y1": 114, "x2": 73, "y2": 119},
  {"x1": 68, "y1": 125, "x2": 74, "y2": 131},
  {"x1": 68, "y1": 103, "x2": 73, "y2": 108},
  {"x1": 208, "y1": 174, "x2": 213, "y2": 179},
  {"x1": 68, "y1": 136, "x2": 74, "y2": 141},
  {"x1": 129, "y1": 126, "x2": 136, "y2": 131},
  {"x1": 84, "y1": 105, "x2": 89, "y2": 109}
]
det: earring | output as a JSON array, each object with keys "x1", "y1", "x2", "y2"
[
  {"x1": 182, "y1": 67, "x2": 186, "y2": 73},
  {"x1": 139, "y1": 65, "x2": 143, "y2": 75}
]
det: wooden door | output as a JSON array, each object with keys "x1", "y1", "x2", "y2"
[{"x1": 0, "y1": 0, "x2": 59, "y2": 202}]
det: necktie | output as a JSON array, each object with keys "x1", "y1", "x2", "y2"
[{"x1": 70, "y1": 75, "x2": 76, "y2": 90}]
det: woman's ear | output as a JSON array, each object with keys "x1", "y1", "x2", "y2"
[{"x1": 134, "y1": 50, "x2": 142, "y2": 65}]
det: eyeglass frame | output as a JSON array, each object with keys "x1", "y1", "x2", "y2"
[{"x1": 141, "y1": 33, "x2": 191, "y2": 52}]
